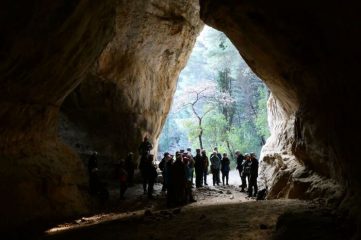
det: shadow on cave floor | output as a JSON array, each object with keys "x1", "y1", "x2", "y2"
[{"x1": 38, "y1": 182, "x2": 351, "y2": 240}]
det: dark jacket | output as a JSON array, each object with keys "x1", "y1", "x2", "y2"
[
  {"x1": 221, "y1": 157, "x2": 230, "y2": 172},
  {"x1": 194, "y1": 153, "x2": 203, "y2": 172},
  {"x1": 250, "y1": 158, "x2": 259, "y2": 177},
  {"x1": 236, "y1": 154, "x2": 244, "y2": 171}
]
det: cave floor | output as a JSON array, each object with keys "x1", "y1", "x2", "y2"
[{"x1": 41, "y1": 178, "x2": 320, "y2": 240}]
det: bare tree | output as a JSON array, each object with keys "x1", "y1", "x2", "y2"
[{"x1": 173, "y1": 82, "x2": 217, "y2": 149}]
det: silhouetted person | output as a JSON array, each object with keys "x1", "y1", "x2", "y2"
[
  {"x1": 186, "y1": 148, "x2": 195, "y2": 185},
  {"x1": 170, "y1": 154, "x2": 186, "y2": 206},
  {"x1": 194, "y1": 149, "x2": 204, "y2": 188},
  {"x1": 138, "y1": 136, "x2": 153, "y2": 194},
  {"x1": 221, "y1": 153, "x2": 230, "y2": 185},
  {"x1": 213, "y1": 147, "x2": 222, "y2": 161},
  {"x1": 138, "y1": 136, "x2": 153, "y2": 161},
  {"x1": 235, "y1": 151, "x2": 244, "y2": 188},
  {"x1": 88, "y1": 152, "x2": 109, "y2": 202},
  {"x1": 159, "y1": 152, "x2": 169, "y2": 192},
  {"x1": 125, "y1": 152, "x2": 135, "y2": 186},
  {"x1": 201, "y1": 150, "x2": 209, "y2": 186},
  {"x1": 248, "y1": 153, "x2": 259, "y2": 197},
  {"x1": 144, "y1": 154, "x2": 158, "y2": 199},
  {"x1": 210, "y1": 151, "x2": 221, "y2": 186},
  {"x1": 242, "y1": 153, "x2": 251, "y2": 193}
]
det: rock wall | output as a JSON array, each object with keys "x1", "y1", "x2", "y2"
[
  {"x1": 60, "y1": 0, "x2": 203, "y2": 168},
  {"x1": 0, "y1": 0, "x2": 117, "y2": 231},
  {"x1": 1, "y1": 0, "x2": 202, "y2": 231},
  {"x1": 259, "y1": 94, "x2": 343, "y2": 203},
  {"x1": 200, "y1": 0, "x2": 361, "y2": 236}
]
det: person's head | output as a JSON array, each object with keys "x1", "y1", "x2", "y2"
[
  {"x1": 164, "y1": 152, "x2": 169, "y2": 157},
  {"x1": 176, "y1": 154, "x2": 182, "y2": 161},
  {"x1": 235, "y1": 150, "x2": 240, "y2": 156},
  {"x1": 245, "y1": 153, "x2": 250, "y2": 159},
  {"x1": 196, "y1": 149, "x2": 201, "y2": 154},
  {"x1": 201, "y1": 149, "x2": 206, "y2": 155},
  {"x1": 180, "y1": 149, "x2": 185, "y2": 153},
  {"x1": 214, "y1": 147, "x2": 218, "y2": 152},
  {"x1": 250, "y1": 152, "x2": 256, "y2": 159},
  {"x1": 223, "y1": 153, "x2": 227, "y2": 157},
  {"x1": 186, "y1": 147, "x2": 191, "y2": 152},
  {"x1": 213, "y1": 150, "x2": 217, "y2": 155}
]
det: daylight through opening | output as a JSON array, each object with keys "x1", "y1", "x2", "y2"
[{"x1": 158, "y1": 26, "x2": 270, "y2": 169}]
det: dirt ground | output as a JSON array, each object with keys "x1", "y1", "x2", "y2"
[{"x1": 40, "y1": 171, "x2": 328, "y2": 240}]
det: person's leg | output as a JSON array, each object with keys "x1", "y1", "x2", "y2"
[
  {"x1": 212, "y1": 171, "x2": 216, "y2": 186},
  {"x1": 217, "y1": 169, "x2": 220, "y2": 185},
  {"x1": 190, "y1": 169, "x2": 194, "y2": 185},
  {"x1": 222, "y1": 172, "x2": 225, "y2": 185},
  {"x1": 161, "y1": 172, "x2": 166, "y2": 191},
  {"x1": 241, "y1": 175, "x2": 246, "y2": 191},
  {"x1": 148, "y1": 179, "x2": 154, "y2": 199},
  {"x1": 204, "y1": 170, "x2": 208, "y2": 185},
  {"x1": 226, "y1": 171, "x2": 229, "y2": 185},
  {"x1": 254, "y1": 177, "x2": 258, "y2": 196}
]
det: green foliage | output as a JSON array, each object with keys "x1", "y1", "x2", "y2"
[
  {"x1": 158, "y1": 26, "x2": 270, "y2": 162},
  {"x1": 255, "y1": 86, "x2": 270, "y2": 139}
]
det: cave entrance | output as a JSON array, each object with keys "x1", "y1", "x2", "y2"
[{"x1": 158, "y1": 26, "x2": 270, "y2": 168}]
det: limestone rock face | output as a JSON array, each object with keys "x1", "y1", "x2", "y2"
[
  {"x1": 259, "y1": 94, "x2": 342, "y2": 202},
  {"x1": 0, "y1": 0, "x2": 117, "y2": 230},
  {"x1": 61, "y1": 0, "x2": 203, "y2": 165},
  {"x1": 200, "y1": 0, "x2": 360, "y2": 234}
]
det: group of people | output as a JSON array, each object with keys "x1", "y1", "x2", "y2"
[
  {"x1": 235, "y1": 151, "x2": 259, "y2": 197},
  {"x1": 87, "y1": 135, "x2": 261, "y2": 205}
]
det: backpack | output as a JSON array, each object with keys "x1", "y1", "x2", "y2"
[
  {"x1": 256, "y1": 188, "x2": 268, "y2": 200},
  {"x1": 243, "y1": 161, "x2": 251, "y2": 175}
]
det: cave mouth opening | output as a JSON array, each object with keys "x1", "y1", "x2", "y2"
[{"x1": 158, "y1": 25, "x2": 270, "y2": 166}]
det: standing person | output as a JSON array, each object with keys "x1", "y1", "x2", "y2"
[
  {"x1": 214, "y1": 147, "x2": 222, "y2": 162},
  {"x1": 248, "y1": 153, "x2": 259, "y2": 197},
  {"x1": 138, "y1": 136, "x2": 153, "y2": 194},
  {"x1": 125, "y1": 152, "x2": 135, "y2": 186},
  {"x1": 221, "y1": 153, "x2": 230, "y2": 186},
  {"x1": 171, "y1": 153, "x2": 187, "y2": 206},
  {"x1": 241, "y1": 153, "x2": 251, "y2": 192},
  {"x1": 235, "y1": 151, "x2": 244, "y2": 187},
  {"x1": 159, "y1": 152, "x2": 169, "y2": 192},
  {"x1": 210, "y1": 151, "x2": 221, "y2": 186},
  {"x1": 186, "y1": 148, "x2": 195, "y2": 186},
  {"x1": 144, "y1": 154, "x2": 158, "y2": 199},
  {"x1": 201, "y1": 150, "x2": 209, "y2": 186},
  {"x1": 194, "y1": 149, "x2": 204, "y2": 188}
]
